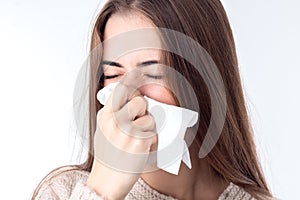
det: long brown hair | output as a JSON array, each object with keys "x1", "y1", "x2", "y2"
[{"x1": 33, "y1": 0, "x2": 273, "y2": 199}]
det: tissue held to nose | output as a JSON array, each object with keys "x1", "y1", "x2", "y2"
[
  {"x1": 94, "y1": 81, "x2": 158, "y2": 175},
  {"x1": 96, "y1": 82, "x2": 198, "y2": 175}
]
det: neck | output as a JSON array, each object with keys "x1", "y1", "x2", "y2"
[{"x1": 141, "y1": 141, "x2": 229, "y2": 200}]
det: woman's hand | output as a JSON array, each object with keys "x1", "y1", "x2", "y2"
[{"x1": 86, "y1": 82, "x2": 157, "y2": 200}]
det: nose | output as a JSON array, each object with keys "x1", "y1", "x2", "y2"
[
  {"x1": 121, "y1": 67, "x2": 143, "y2": 86},
  {"x1": 119, "y1": 68, "x2": 147, "y2": 97}
]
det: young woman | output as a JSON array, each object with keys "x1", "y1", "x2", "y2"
[{"x1": 32, "y1": 0, "x2": 273, "y2": 199}]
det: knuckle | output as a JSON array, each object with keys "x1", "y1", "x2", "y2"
[
  {"x1": 97, "y1": 107, "x2": 112, "y2": 124},
  {"x1": 152, "y1": 133, "x2": 158, "y2": 144},
  {"x1": 146, "y1": 115, "x2": 156, "y2": 130},
  {"x1": 134, "y1": 96, "x2": 147, "y2": 107},
  {"x1": 131, "y1": 139, "x2": 148, "y2": 151},
  {"x1": 97, "y1": 111, "x2": 105, "y2": 126},
  {"x1": 96, "y1": 109, "x2": 103, "y2": 121},
  {"x1": 121, "y1": 123, "x2": 134, "y2": 135}
]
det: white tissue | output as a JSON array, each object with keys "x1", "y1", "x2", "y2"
[{"x1": 96, "y1": 82, "x2": 198, "y2": 175}]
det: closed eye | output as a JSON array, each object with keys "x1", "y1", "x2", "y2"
[
  {"x1": 145, "y1": 74, "x2": 163, "y2": 79},
  {"x1": 104, "y1": 75, "x2": 119, "y2": 79}
]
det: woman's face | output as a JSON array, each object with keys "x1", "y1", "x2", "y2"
[{"x1": 102, "y1": 12, "x2": 177, "y2": 106}]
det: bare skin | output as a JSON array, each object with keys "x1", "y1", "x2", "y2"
[{"x1": 86, "y1": 11, "x2": 229, "y2": 200}]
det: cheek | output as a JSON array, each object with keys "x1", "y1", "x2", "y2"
[
  {"x1": 103, "y1": 79, "x2": 115, "y2": 87},
  {"x1": 103, "y1": 77, "x2": 122, "y2": 87},
  {"x1": 139, "y1": 85, "x2": 177, "y2": 106}
]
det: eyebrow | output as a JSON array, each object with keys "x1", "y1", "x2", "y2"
[
  {"x1": 101, "y1": 60, "x2": 159, "y2": 68},
  {"x1": 138, "y1": 60, "x2": 159, "y2": 67},
  {"x1": 101, "y1": 60, "x2": 123, "y2": 68}
]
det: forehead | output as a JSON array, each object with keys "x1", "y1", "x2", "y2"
[
  {"x1": 104, "y1": 11, "x2": 156, "y2": 40},
  {"x1": 102, "y1": 12, "x2": 162, "y2": 62}
]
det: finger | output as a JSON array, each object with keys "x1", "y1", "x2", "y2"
[
  {"x1": 113, "y1": 96, "x2": 147, "y2": 137},
  {"x1": 149, "y1": 133, "x2": 158, "y2": 152},
  {"x1": 106, "y1": 83, "x2": 142, "y2": 112},
  {"x1": 115, "y1": 96, "x2": 147, "y2": 122},
  {"x1": 96, "y1": 108, "x2": 103, "y2": 122},
  {"x1": 114, "y1": 115, "x2": 156, "y2": 140},
  {"x1": 132, "y1": 115, "x2": 155, "y2": 132},
  {"x1": 106, "y1": 69, "x2": 144, "y2": 112},
  {"x1": 127, "y1": 96, "x2": 148, "y2": 120}
]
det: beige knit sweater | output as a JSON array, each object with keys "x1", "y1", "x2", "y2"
[{"x1": 34, "y1": 166, "x2": 255, "y2": 200}]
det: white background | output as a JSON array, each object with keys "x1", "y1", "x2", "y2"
[{"x1": 0, "y1": 0, "x2": 298, "y2": 199}]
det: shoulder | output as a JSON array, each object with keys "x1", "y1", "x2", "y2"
[
  {"x1": 218, "y1": 182, "x2": 256, "y2": 200},
  {"x1": 32, "y1": 165, "x2": 90, "y2": 199}
]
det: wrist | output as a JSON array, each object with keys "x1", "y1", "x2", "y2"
[
  {"x1": 85, "y1": 175, "x2": 125, "y2": 200},
  {"x1": 85, "y1": 162, "x2": 127, "y2": 200}
]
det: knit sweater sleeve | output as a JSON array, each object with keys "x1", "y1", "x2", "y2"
[{"x1": 33, "y1": 167, "x2": 104, "y2": 200}]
